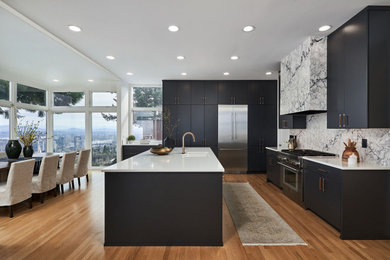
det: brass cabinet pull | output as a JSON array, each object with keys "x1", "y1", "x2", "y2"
[
  {"x1": 342, "y1": 114, "x2": 346, "y2": 127},
  {"x1": 318, "y1": 168, "x2": 328, "y2": 173},
  {"x1": 259, "y1": 97, "x2": 262, "y2": 104},
  {"x1": 322, "y1": 178, "x2": 325, "y2": 192},
  {"x1": 338, "y1": 114, "x2": 342, "y2": 127},
  {"x1": 319, "y1": 177, "x2": 322, "y2": 191}
]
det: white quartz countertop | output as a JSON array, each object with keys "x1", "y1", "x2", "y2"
[
  {"x1": 303, "y1": 156, "x2": 390, "y2": 171},
  {"x1": 104, "y1": 147, "x2": 224, "y2": 173},
  {"x1": 122, "y1": 140, "x2": 161, "y2": 146},
  {"x1": 266, "y1": 147, "x2": 284, "y2": 152}
]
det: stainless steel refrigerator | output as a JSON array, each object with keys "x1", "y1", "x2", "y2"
[{"x1": 218, "y1": 105, "x2": 248, "y2": 173}]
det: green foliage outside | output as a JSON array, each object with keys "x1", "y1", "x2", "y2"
[{"x1": 133, "y1": 87, "x2": 162, "y2": 108}]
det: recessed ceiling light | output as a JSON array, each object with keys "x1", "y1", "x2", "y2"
[
  {"x1": 181, "y1": 72, "x2": 187, "y2": 76},
  {"x1": 68, "y1": 25, "x2": 82, "y2": 32},
  {"x1": 126, "y1": 72, "x2": 133, "y2": 76},
  {"x1": 223, "y1": 72, "x2": 230, "y2": 76},
  {"x1": 106, "y1": 55, "x2": 115, "y2": 60},
  {"x1": 168, "y1": 25, "x2": 179, "y2": 32},
  {"x1": 230, "y1": 56, "x2": 239, "y2": 60},
  {"x1": 243, "y1": 25, "x2": 255, "y2": 32},
  {"x1": 266, "y1": 72, "x2": 272, "y2": 75},
  {"x1": 177, "y1": 56, "x2": 185, "y2": 60},
  {"x1": 88, "y1": 79, "x2": 94, "y2": 82},
  {"x1": 319, "y1": 25, "x2": 332, "y2": 32},
  {"x1": 53, "y1": 79, "x2": 59, "y2": 82}
]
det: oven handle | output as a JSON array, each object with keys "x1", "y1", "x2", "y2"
[{"x1": 277, "y1": 162, "x2": 300, "y2": 173}]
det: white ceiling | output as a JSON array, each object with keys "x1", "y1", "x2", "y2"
[{"x1": 1, "y1": 0, "x2": 390, "y2": 87}]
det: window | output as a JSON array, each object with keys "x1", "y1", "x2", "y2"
[
  {"x1": 17, "y1": 109, "x2": 47, "y2": 152},
  {"x1": 131, "y1": 86, "x2": 162, "y2": 141},
  {"x1": 53, "y1": 92, "x2": 85, "y2": 106},
  {"x1": 92, "y1": 92, "x2": 117, "y2": 106},
  {"x1": 92, "y1": 113, "x2": 117, "y2": 166},
  {"x1": 132, "y1": 111, "x2": 162, "y2": 140},
  {"x1": 0, "y1": 79, "x2": 10, "y2": 100},
  {"x1": 53, "y1": 113, "x2": 85, "y2": 152},
  {"x1": 17, "y1": 84, "x2": 46, "y2": 106},
  {"x1": 0, "y1": 107, "x2": 10, "y2": 152},
  {"x1": 133, "y1": 87, "x2": 162, "y2": 107}
]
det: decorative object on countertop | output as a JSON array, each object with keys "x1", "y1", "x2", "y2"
[
  {"x1": 150, "y1": 144, "x2": 172, "y2": 155},
  {"x1": 163, "y1": 107, "x2": 180, "y2": 148},
  {"x1": 127, "y1": 135, "x2": 135, "y2": 144},
  {"x1": 5, "y1": 140, "x2": 22, "y2": 160},
  {"x1": 287, "y1": 135, "x2": 297, "y2": 151},
  {"x1": 342, "y1": 138, "x2": 360, "y2": 162},
  {"x1": 17, "y1": 120, "x2": 44, "y2": 158},
  {"x1": 348, "y1": 153, "x2": 358, "y2": 166}
]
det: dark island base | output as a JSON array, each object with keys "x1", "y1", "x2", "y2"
[{"x1": 104, "y1": 171, "x2": 223, "y2": 246}]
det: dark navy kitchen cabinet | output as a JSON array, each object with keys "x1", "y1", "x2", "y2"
[
  {"x1": 266, "y1": 149, "x2": 281, "y2": 188},
  {"x1": 248, "y1": 81, "x2": 277, "y2": 105},
  {"x1": 327, "y1": 6, "x2": 390, "y2": 128},
  {"x1": 191, "y1": 81, "x2": 218, "y2": 104},
  {"x1": 163, "y1": 80, "x2": 191, "y2": 105},
  {"x1": 217, "y1": 81, "x2": 248, "y2": 104},
  {"x1": 279, "y1": 114, "x2": 306, "y2": 129}
]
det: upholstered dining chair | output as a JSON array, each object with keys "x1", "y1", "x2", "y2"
[
  {"x1": 32, "y1": 155, "x2": 60, "y2": 203},
  {"x1": 56, "y1": 152, "x2": 77, "y2": 194},
  {"x1": 0, "y1": 159, "x2": 35, "y2": 218},
  {"x1": 74, "y1": 149, "x2": 90, "y2": 187}
]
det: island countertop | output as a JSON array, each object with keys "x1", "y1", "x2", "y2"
[{"x1": 104, "y1": 147, "x2": 224, "y2": 173}]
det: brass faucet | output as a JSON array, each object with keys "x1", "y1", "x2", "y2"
[{"x1": 182, "y1": 132, "x2": 196, "y2": 154}]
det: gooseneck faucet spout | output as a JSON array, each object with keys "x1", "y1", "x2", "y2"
[{"x1": 182, "y1": 132, "x2": 196, "y2": 154}]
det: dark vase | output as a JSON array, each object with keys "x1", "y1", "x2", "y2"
[
  {"x1": 164, "y1": 136, "x2": 175, "y2": 148},
  {"x1": 5, "y1": 140, "x2": 22, "y2": 160},
  {"x1": 23, "y1": 145, "x2": 34, "y2": 158}
]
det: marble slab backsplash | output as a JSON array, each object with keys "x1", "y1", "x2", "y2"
[
  {"x1": 279, "y1": 113, "x2": 390, "y2": 166},
  {"x1": 280, "y1": 37, "x2": 327, "y2": 115}
]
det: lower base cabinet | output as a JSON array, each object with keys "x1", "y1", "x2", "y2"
[
  {"x1": 266, "y1": 150, "x2": 281, "y2": 187},
  {"x1": 303, "y1": 159, "x2": 390, "y2": 239},
  {"x1": 122, "y1": 145, "x2": 155, "y2": 160},
  {"x1": 248, "y1": 146, "x2": 266, "y2": 173}
]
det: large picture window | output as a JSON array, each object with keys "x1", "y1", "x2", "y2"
[
  {"x1": 92, "y1": 113, "x2": 117, "y2": 166},
  {"x1": 53, "y1": 113, "x2": 85, "y2": 152},
  {"x1": 92, "y1": 92, "x2": 117, "y2": 106},
  {"x1": 17, "y1": 109, "x2": 47, "y2": 152},
  {"x1": 17, "y1": 84, "x2": 46, "y2": 106},
  {"x1": 131, "y1": 86, "x2": 162, "y2": 141}
]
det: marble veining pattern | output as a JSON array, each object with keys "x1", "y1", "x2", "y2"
[
  {"x1": 280, "y1": 113, "x2": 390, "y2": 166},
  {"x1": 280, "y1": 37, "x2": 327, "y2": 115}
]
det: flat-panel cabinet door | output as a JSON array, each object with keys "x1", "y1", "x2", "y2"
[
  {"x1": 176, "y1": 81, "x2": 192, "y2": 104},
  {"x1": 232, "y1": 81, "x2": 248, "y2": 104},
  {"x1": 248, "y1": 146, "x2": 266, "y2": 172},
  {"x1": 262, "y1": 105, "x2": 277, "y2": 146},
  {"x1": 204, "y1": 81, "x2": 218, "y2": 104},
  {"x1": 263, "y1": 81, "x2": 277, "y2": 105},
  {"x1": 176, "y1": 105, "x2": 191, "y2": 147},
  {"x1": 248, "y1": 105, "x2": 265, "y2": 146},
  {"x1": 190, "y1": 105, "x2": 205, "y2": 147},
  {"x1": 217, "y1": 81, "x2": 233, "y2": 104},
  {"x1": 163, "y1": 81, "x2": 177, "y2": 105},
  {"x1": 191, "y1": 81, "x2": 205, "y2": 104},
  {"x1": 266, "y1": 152, "x2": 281, "y2": 187},
  {"x1": 248, "y1": 81, "x2": 276, "y2": 105},
  {"x1": 205, "y1": 105, "x2": 218, "y2": 147}
]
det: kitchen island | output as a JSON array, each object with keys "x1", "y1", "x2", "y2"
[{"x1": 103, "y1": 147, "x2": 224, "y2": 246}]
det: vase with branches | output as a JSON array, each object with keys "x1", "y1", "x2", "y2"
[
  {"x1": 163, "y1": 107, "x2": 179, "y2": 148},
  {"x1": 17, "y1": 120, "x2": 44, "y2": 158}
]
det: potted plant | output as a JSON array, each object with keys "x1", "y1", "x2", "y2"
[
  {"x1": 163, "y1": 107, "x2": 179, "y2": 148},
  {"x1": 127, "y1": 135, "x2": 136, "y2": 144},
  {"x1": 17, "y1": 121, "x2": 43, "y2": 158}
]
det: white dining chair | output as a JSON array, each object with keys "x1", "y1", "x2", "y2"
[
  {"x1": 32, "y1": 155, "x2": 60, "y2": 203},
  {"x1": 56, "y1": 152, "x2": 77, "y2": 194},
  {"x1": 0, "y1": 159, "x2": 35, "y2": 217},
  {"x1": 74, "y1": 149, "x2": 90, "y2": 188}
]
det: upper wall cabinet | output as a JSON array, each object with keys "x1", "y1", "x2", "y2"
[
  {"x1": 280, "y1": 37, "x2": 327, "y2": 115},
  {"x1": 191, "y1": 81, "x2": 218, "y2": 104},
  {"x1": 217, "y1": 81, "x2": 248, "y2": 104},
  {"x1": 162, "y1": 80, "x2": 191, "y2": 105},
  {"x1": 248, "y1": 80, "x2": 277, "y2": 105},
  {"x1": 327, "y1": 6, "x2": 390, "y2": 128}
]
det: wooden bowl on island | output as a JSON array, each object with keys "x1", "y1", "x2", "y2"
[{"x1": 150, "y1": 145, "x2": 173, "y2": 155}]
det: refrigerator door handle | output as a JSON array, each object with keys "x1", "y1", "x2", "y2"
[
  {"x1": 234, "y1": 112, "x2": 237, "y2": 140},
  {"x1": 231, "y1": 111, "x2": 234, "y2": 141}
]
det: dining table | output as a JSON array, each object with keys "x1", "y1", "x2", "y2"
[{"x1": 0, "y1": 153, "x2": 65, "y2": 183}]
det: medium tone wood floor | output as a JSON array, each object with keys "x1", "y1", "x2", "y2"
[{"x1": 0, "y1": 172, "x2": 389, "y2": 260}]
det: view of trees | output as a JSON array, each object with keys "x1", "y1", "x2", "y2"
[{"x1": 133, "y1": 87, "x2": 162, "y2": 107}]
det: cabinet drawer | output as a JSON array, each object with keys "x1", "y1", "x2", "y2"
[{"x1": 303, "y1": 160, "x2": 341, "y2": 181}]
